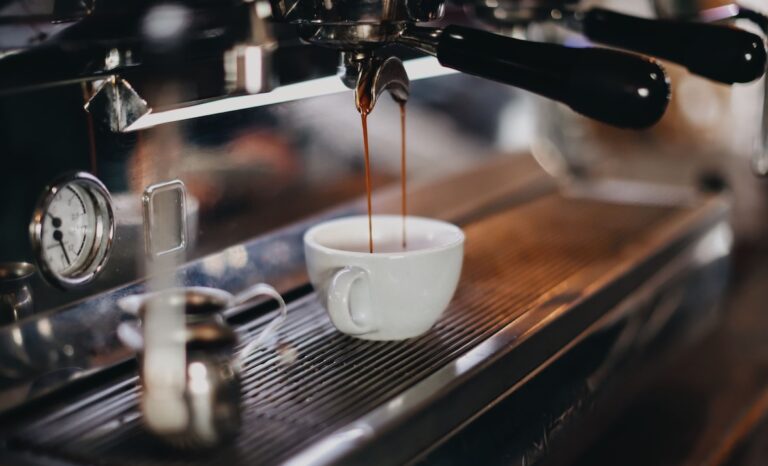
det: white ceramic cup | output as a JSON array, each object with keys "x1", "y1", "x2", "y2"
[{"x1": 303, "y1": 215, "x2": 465, "y2": 340}]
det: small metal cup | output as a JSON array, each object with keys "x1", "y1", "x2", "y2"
[
  {"x1": 133, "y1": 288, "x2": 242, "y2": 450},
  {"x1": 0, "y1": 262, "x2": 35, "y2": 325},
  {"x1": 144, "y1": 319, "x2": 242, "y2": 451},
  {"x1": 117, "y1": 284, "x2": 287, "y2": 450}
]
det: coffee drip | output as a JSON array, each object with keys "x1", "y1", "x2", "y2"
[{"x1": 356, "y1": 84, "x2": 408, "y2": 254}]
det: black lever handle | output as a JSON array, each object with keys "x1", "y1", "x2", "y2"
[
  {"x1": 580, "y1": 8, "x2": 767, "y2": 84},
  {"x1": 401, "y1": 25, "x2": 670, "y2": 129}
]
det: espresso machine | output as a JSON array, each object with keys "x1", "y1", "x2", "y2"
[{"x1": 0, "y1": 0, "x2": 764, "y2": 464}]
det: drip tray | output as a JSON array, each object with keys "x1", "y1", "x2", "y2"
[{"x1": 5, "y1": 193, "x2": 725, "y2": 466}]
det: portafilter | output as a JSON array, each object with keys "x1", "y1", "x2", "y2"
[{"x1": 272, "y1": 0, "x2": 673, "y2": 129}]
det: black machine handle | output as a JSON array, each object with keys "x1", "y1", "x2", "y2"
[
  {"x1": 402, "y1": 25, "x2": 670, "y2": 129},
  {"x1": 581, "y1": 8, "x2": 767, "y2": 84}
]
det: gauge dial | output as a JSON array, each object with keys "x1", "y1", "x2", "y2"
[{"x1": 31, "y1": 172, "x2": 114, "y2": 289}]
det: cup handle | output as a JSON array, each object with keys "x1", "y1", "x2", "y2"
[{"x1": 327, "y1": 266, "x2": 376, "y2": 335}]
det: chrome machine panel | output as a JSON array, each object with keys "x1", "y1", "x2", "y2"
[{"x1": 0, "y1": 173, "x2": 730, "y2": 465}]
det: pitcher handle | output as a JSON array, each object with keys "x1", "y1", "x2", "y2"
[{"x1": 234, "y1": 283, "x2": 287, "y2": 371}]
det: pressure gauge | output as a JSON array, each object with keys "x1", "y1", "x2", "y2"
[{"x1": 30, "y1": 172, "x2": 115, "y2": 289}]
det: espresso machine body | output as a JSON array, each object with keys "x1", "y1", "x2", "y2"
[{"x1": 0, "y1": 0, "x2": 762, "y2": 464}]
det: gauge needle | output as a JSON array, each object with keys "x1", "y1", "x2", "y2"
[
  {"x1": 47, "y1": 213, "x2": 63, "y2": 229},
  {"x1": 53, "y1": 230, "x2": 70, "y2": 265}
]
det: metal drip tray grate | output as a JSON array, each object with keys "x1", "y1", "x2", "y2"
[{"x1": 9, "y1": 195, "x2": 681, "y2": 465}]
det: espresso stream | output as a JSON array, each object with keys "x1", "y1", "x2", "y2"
[
  {"x1": 400, "y1": 102, "x2": 407, "y2": 250},
  {"x1": 360, "y1": 111, "x2": 374, "y2": 254},
  {"x1": 358, "y1": 95, "x2": 407, "y2": 254}
]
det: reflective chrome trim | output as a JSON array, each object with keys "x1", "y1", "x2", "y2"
[
  {"x1": 123, "y1": 57, "x2": 457, "y2": 132},
  {"x1": 141, "y1": 179, "x2": 189, "y2": 259},
  {"x1": 29, "y1": 172, "x2": 115, "y2": 290}
]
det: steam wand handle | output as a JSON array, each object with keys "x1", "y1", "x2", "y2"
[
  {"x1": 578, "y1": 8, "x2": 767, "y2": 85},
  {"x1": 399, "y1": 25, "x2": 671, "y2": 129}
]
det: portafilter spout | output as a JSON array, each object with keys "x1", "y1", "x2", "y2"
[{"x1": 341, "y1": 53, "x2": 410, "y2": 115}]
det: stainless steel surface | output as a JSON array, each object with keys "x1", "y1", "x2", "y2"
[
  {"x1": 0, "y1": 2, "x2": 754, "y2": 464},
  {"x1": 397, "y1": 27, "x2": 442, "y2": 56},
  {"x1": 223, "y1": 0, "x2": 276, "y2": 95},
  {"x1": 124, "y1": 56, "x2": 453, "y2": 132},
  {"x1": 139, "y1": 283, "x2": 287, "y2": 451},
  {"x1": 272, "y1": 0, "x2": 444, "y2": 48},
  {"x1": 160, "y1": 325, "x2": 241, "y2": 452},
  {"x1": 142, "y1": 179, "x2": 189, "y2": 259},
  {"x1": 0, "y1": 0, "x2": 437, "y2": 100},
  {"x1": 129, "y1": 288, "x2": 242, "y2": 451},
  {"x1": 0, "y1": 156, "x2": 551, "y2": 415},
  {"x1": 118, "y1": 283, "x2": 287, "y2": 451},
  {"x1": 0, "y1": 66, "x2": 505, "y2": 319},
  {"x1": 353, "y1": 56, "x2": 409, "y2": 113},
  {"x1": 271, "y1": 0, "x2": 444, "y2": 24},
  {"x1": 419, "y1": 220, "x2": 731, "y2": 466},
  {"x1": 468, "y1": 0, "x2": 579, "y2": 27},
  {"x1": 0, "y1": 2, "x2": 266, "y2": 95},
  {"x1": 0, "y1": 262, "x2": 35, "y2": 325},
  {"x1": 85, "y1": 77, "x2": 151, "y2": 133},
  {"x1": 29, "y1": 172, "x2": 115, "y2": 290},
  {"x1": 2, "y1": 191, "x2": 728, "y2": 465},
  {"x1": 118, "y1": 283, "x2": 289, "y2": 364},
  {"x1": 79, "y1": 1, "x2": 277, "y2": 133}
]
